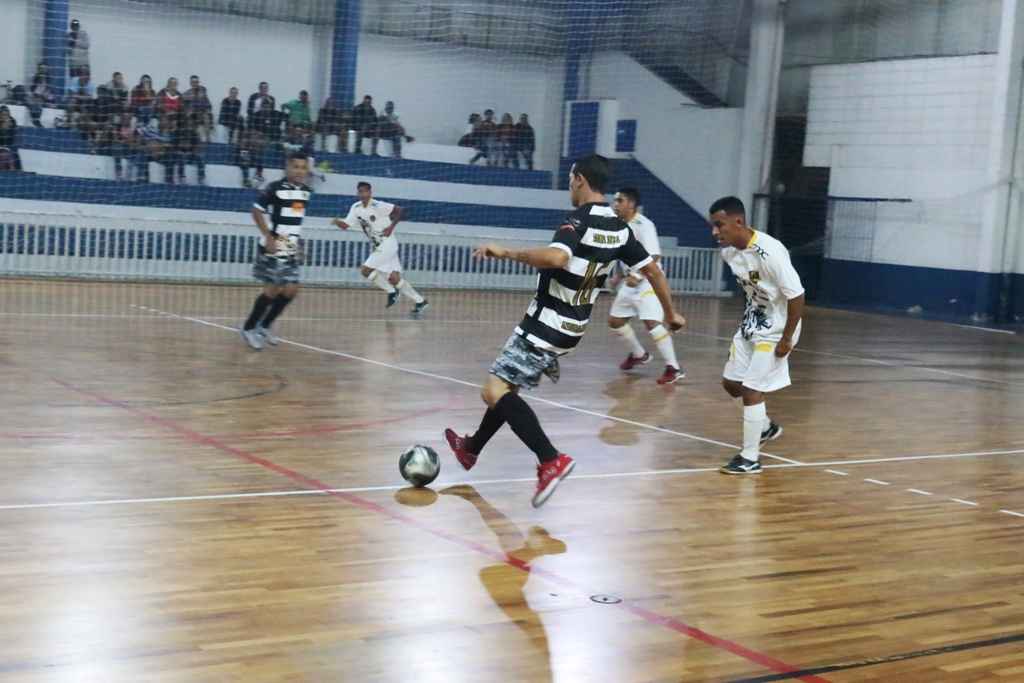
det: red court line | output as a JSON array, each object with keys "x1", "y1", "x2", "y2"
[{"x1": 52, "y1": 378, "x2": 830, "y2": 683}]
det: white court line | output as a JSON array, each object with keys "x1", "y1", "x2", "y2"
[
  {"x1": 949, "y1": 323, "x2": 1017, "y2": 336},
  {"x1": 906, "y1": 488, "x2": 933, "y2": 496},
  {"x1": 135, "y1": 305, "x2": 803, "y2": 466},
  {"x1": 825, "y1": 469, "x2": 848, "y2": 476},
  {"x1": 864, "y1": 478, "x2": 890, "y2": 486},
  {"x1": 951, "y1": 498, "x2": 979, "y2": 507},
  {"x1": 999, "y1": 509, "x2": 1024, "y2": 518}
]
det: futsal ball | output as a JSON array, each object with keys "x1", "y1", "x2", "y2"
[{"x1": 399, "y1": 445, "x2": 440, "y2": 487}]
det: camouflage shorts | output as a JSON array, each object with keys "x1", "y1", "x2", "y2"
[
  {"x1": 489, "y1": 334, "x2": 561, "y2": 390},
  {"x1": 253, "y1": 254, "x2": 300, "y2": 285}
]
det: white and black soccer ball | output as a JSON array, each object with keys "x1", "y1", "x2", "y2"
[{"x1": 399, "y1": 445, "x2": 440, "y2": 488}]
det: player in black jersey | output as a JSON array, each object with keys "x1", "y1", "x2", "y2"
[
  {"x1": 240, "y1": 152, "x2": 313, "y2": 350},
  {"x1": 445, "y1": 155, "x2": 686, "y2": 507}
]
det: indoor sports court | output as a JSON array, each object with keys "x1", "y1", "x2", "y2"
[{"x1": 3, "y1": 0, "x2": 1024, "y2": 681}]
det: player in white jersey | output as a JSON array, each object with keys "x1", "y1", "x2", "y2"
[
  {"x1": 709, "y1": 196, "x2": 805, "y2": 474},
  {"x1": 607, "y1": 188, "x2": 685, "y2": 385},
  {"x1": 332, "y1": 181, "x2": 429, "y2": 316}
]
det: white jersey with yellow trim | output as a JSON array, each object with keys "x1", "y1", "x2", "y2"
[{"x1": 720, "y1": 229, "x2": 804, "y2": 341}]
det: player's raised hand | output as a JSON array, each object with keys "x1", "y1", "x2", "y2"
[
  {"x1": 473, "y1": 244, "x2": 510, "y2": 260},
  {"x1": 666, "y1": 312, "x2": 686, "y2": 332}
]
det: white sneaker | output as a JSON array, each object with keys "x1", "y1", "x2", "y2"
[
  {"x1": 257, "y1": 326, "x2": 280, "y2": 346},
  {"x1": 240, "y1": 327, "x2": 264, "y2": 350}
]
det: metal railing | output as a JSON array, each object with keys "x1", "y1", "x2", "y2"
[{"x1": 0, "y1": 211, "x2": 727, "y2": 295}]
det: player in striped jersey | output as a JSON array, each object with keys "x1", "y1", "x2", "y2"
[
  {"x1": 240, "y1": 152, "x2": 312, "y2": 350},
  {"x1": 608, "y1": 187, "x2": 685, "y2": 385},
  {"x1": 444, "y1": 155, "x2": 686, "y2": 507}
]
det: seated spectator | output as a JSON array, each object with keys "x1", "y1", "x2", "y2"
[
  {"x1": 373, "y1": 100, "x2": 413, "y2": 158},
  {"x1": 156, "y1": 77, "x2": 182, "y2": 117},
  {"x1": 351, "y1": 94, "x2": 376, "y2": 154},
  {"x1": 218, "y1": 87, "x2": 243, "y2": 144},
  {"x1": 315, "y1": 96, "x2": 348, "y2": 153},
  {"x1": 283, "y1": 90, "x2": 312, "y2": 127},
  {"x1": 110, "y1": 112, "x2": 136, "y2": 181},
  {"x1": 459, "y1": 113, "x2": 480, "y2": 148},
  {"x1": 0, "y1": 106, "x2": 23, "y2": 171},
  {"x1": 283, "y1": 122, "x2": 324, "y2": 182},
  {"x1": 131, "y1": 74, "x2": 156, "y2": 124},
  {"x1": 515, "y1": 113, "x2": 535, "y2": 170},
  {"x1": 104, "y1": 71, "x2": 129, "y2": 113},
  {"x1": 247, "y1": 81, "x2": 275, "y2": 121},
  {"x1": 497, "y1": 112, "x2": 516, "y2": 167},
  {"x1": 236, "y1": 122, "x2": 265, "y2": 188},
  {"x1": 135, "y1": 114, "x2": 171, "y2": 183},
  {"x1": 251, "y1": 98, "x2": 282, "y2": 152},
  {"x1": 90, "y1": 84, "x2": 123, "y2": 151},
  {"x1": 27, "y1": 62, "x2": 55, "y2": 128},
  {"x1": 183, "y1": 75, "x2": 214, "y2": 141},
  {"x1": 172, "y1": 111, "x2": 206, "y2": 185},
  {"x1": 66, "y1": 72, "x2": 96, "y2": 132}
]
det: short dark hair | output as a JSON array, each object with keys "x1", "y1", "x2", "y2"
[
  {"x1": 113, "y1": 71, "x2": 122, "y2": 77},
  {"x1": 617, "y1": 187, "x2": 640, "y2": 205},
  {"x1": 709, "y1": 196, "x2": 746, "y2": 217},
  {"x1": 571, "y1": 154, "x2": 611, "y2": 193},
  {"x1": 190, "y1": 75, "x2": 199, "y2": 80},
  {"x1": 286, "y1": 151, "x2": 308, "y2": 164},
  {"x1": 260, "y1": 81, "x2": 268, "y2": 87},
  {"x1": 357, "y1": 181, "x2": 372, "y2": 191}
]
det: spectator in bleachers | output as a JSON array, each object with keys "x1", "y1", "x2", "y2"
[
  {"x1": 0, "y1": 107, "x2": 23, "y2": 171},
  {"x1": 67, "y1": 19, "x2": 90, "y2": 79},
  {"x1": 497, "y1": 112, "x2": 516, "y2": 167},
  {"x1": 283, "y1": 90, "x2": 312, "y2": 127},
  {"x1": 91, "y1": 84, "x2": 123, "y2": 152},
  {"x1": 134, "y1": 114, "x2": 168, "y2": 183},
  {"x1": 283, "y1": 122, "x2": 324, "y2": 182},
  {"x1": 373, "y1": 100, "x2": 413, "y2": 158},
  {"x1": 469, "y1": 109, "x2": 496, "y2": 166},
  {"x1": 65, "y1": 71, "x2": 95, "y2": 132},
  {"x1": 130, "y1": 74, "x2": 156, "y2": 124},
  {"x1": 316, "y1": 95, "x2": 348, "y2": 153},
  {"x1": 104, "y1": 72, "x2": 129, "y2": 113},
  {"x1": 219, "y1": 87, "x2": 243, "y2": 144},
  {"x1": 515, "y1": 113, "x2": 535, "y2": 170},
  {"x1": 251, "y1": 97, "x2": 282, "y2": 156},
  {"x1": 236, "y1": 122, "x2": 264, "y2": 188},
  {"x1": 247, "y1": 81, "x2": 275, "y2": 120},
  {"x1": 183, "y1": 75, "x2": 213, "y2": 141},
  {"x1": 351, "y1": 94, "x2": 376, "y2": 155},
  {"x1": 110, "y1": 112, "x2": 135, "y2": 181},
  {"x1": 173, "y1": 111, "x2": 206, "y2": 186},
  {"x1": 459, "y1": 113, "x2": 480, "y2": 148},
  {"x1": 155, "y1": 113, "x2": 180, "y2": 184},
  {"x1": 28, "y1": 63, "x2": 53, "y2": 128},
  {"x1": 156, "y1": 77, "x2": 182, "y2": 117}
]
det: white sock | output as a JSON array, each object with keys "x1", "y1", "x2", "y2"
[
  {"x1": 741, "y1": 402, "x2": 766, "y2": 461},
  {"x1": 367, "y1": 270, "x2": 396, "y2": 294},
  {"x1": 648, "y1": 324, "x2": 679, "y2": 369},
  {"x1": 612, "y1": 324, "x2": 646, "y2": 358},
  {"x1": 396, "y1": 278, "x2": 425, "y2": 304}
]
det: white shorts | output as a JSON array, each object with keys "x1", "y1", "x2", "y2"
[
  {"x1": 363, "y1": 237, "x2": 402, "y2": 274},
  {"x1": 723, "y1": 327, "x2": 800, "y2": 393},
  {"x1": 609, "y1": 283, "x2": 664, "y2": 321}
]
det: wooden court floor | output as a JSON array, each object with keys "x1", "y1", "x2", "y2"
[{"x1": 1, "y1": 279, "x2": 1023, "y2": 683}]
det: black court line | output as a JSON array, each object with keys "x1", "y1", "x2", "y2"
[{"x1": 728, "y1": 632, "x2": 1024, "y2": 682}]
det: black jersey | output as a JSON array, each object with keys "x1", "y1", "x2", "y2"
[{"x1": 253, "y1": 179, "x2": 312, "y2": 258}]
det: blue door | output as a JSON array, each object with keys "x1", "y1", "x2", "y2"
[{"x1": 568, "y1": 101, "x2": 600, "y2": 159}]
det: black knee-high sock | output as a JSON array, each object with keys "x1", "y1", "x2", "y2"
[
  {"x1": 244, "y1": 294, "x2": 273, "y2": 330},
  {"x1": 469, "y1": 408, "x2": 505, "y2": 454},
  {"x1": 493, "y1": 393, "x2": 558, "y2": 463},
  {"x1": 260, "y1": 294, "x2": 293, "y2": 328}
]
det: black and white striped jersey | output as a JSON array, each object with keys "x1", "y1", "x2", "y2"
[
  {"x1": 254, "y1": 179, "x2": 313, "y2": 258},
  {"x1": 515, "y1": 202, "x2": 653, "y2": 355}
]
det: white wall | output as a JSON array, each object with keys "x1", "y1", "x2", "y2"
[
  {"x1": 68, "y1": 0, "x2": 328, "y2": 113},
  {"x1": 355, "y1": 36, "x2": 564, "y2": 172},
  {"x1": 0, "y1": 0, "x2": 31, "y2": 86},
  {"x1": 585, "y1": 51, "x2": 744, "y2": 217},
  {"x1": 805, "y1": 54, "x2": 997, "y2": 271}
]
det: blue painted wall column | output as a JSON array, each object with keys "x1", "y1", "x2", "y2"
[
  {"x1": 330, "y1": 0, "x2": 361, "y2": 106},
  {"x1": 43, "y1": 0, "x2": 69, "y2": 96}
]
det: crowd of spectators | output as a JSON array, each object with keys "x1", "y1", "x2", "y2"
[{"x1": 460, "y1": 109, "x2": 534, "y2": 169}]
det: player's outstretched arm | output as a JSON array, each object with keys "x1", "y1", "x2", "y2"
[
  {"x1": 384, "y1": 206, "x2": 403, "y2": 237},
  {"x1": 473, "y1": 243, "x2": 570, "y2": 270},
  {"x1": 641, "y1": 261, "x2": 686, "y2": 332},
  {"x1": 332, "y1": 218, "x2": 349, "y2": 230}
]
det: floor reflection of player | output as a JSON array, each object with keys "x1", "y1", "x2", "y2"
[
  {"x1": 440, "y1": 485, "x2": 566, "y2": 681},
  {"x1": 597, "y1": 377, "x2": 676, "y2": 448}
]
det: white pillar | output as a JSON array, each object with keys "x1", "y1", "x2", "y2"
[
  {"x1": 978, "y1": 0, "x2": 1024, "y2": 319},
  {"x1": 737, "y1": 0, "x2": 786, "y2": 217}
]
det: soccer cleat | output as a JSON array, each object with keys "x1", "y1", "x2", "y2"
[
  {"x1": 257, "y1": 326, "x2": 280, "y2": 346},
  {"x1": 619, "y1": 351, "x2": 652, "y2": 371},
  {"x1": 240, "y1": 327, "x2": 264, "y2": 351},
  {"x1": 657, "y1": 365, "x2": 686, "y2": 385},
  {"x1": 412, "y1": 300, "x2": 430, "y2": 317},
  {"x1": 720, "y1": 454, "x2": 762, "y2": 475},
  {"x1": 386, "y1": 291, "x2": 400, "y2": 308},
  {"x1": 444, "y1": 428, "x2": 478, "y2": 471},
  {"x1": 761, "y1": 421, "x2": 784, "y2": 444},
  {"x1": 532, "y1": 454, "x2": 576, "y2": 508}
]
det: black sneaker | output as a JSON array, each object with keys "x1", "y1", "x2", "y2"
[
  {"x1": 412, "y1": 300, "x2": 430, "y2": 317},
  {"x1": 760, "y1": 421, "x2": 784, "y2": 444},
  {"x1": 720, "y1": 454, "x2": 762, "y2": 475},
  {"x1": 386, "y1": 291, "x2": 400, "y2": 308}
]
